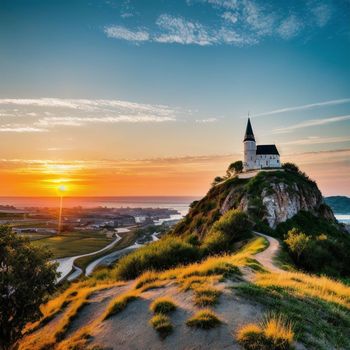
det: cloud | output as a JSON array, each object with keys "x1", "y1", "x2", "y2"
[
  {"x1": 309, "y1": 2, "x2": 332, "y2": 27},
  {"x1": 273, "y1": 115, "x2": 350, "y2": 134},
  {"x1": 251, "y1": 98, "x2": 350, "y2": 118},
  {"x1": 221, "y1": 11, "x2": 238, "y2": 23},
  {"x1": 0, "y1": 126, "x2": 47, "y2": 133},
  {"x1": 0, "y1": 97, "x2": 179, "y2": 132},
  {"x1": 155, "y1": 15, "x2": 214, "y2": 45},
  {"x1": 195, "y1": 118, "x2": 218, "y2": 123},
  {"x1": 281, "y1": 136, "x2": 350, "y2": 146},
  {"x1": 103, "y1": 0, "x2": 340, "y2": 47},
  {"x1": 104, "y1": 26, "x2": 149, "y2": 42},
  {"x1": 277, "y1": 15, "x2": 303, "y2": 39}
]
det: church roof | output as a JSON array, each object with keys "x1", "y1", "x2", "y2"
[
  {"x1": 256, "y1": 144, "x2": 279, "y2": 155},
  {"x1": 243, "y1": 118, "x2": 255, "y2": 142}
]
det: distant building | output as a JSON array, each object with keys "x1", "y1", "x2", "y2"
[{"x1": 243, "y1": 118, "x2": 281, "y2": 171}]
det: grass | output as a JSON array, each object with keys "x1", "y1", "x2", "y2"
[
  {"x1": 236, "y1": 314, "x2": 294, "y2": 350},
  {"x1": 150, "y1": 297, "x2": 177, "y2": 314},
  {"x1": 21, "y1": 281, "x2": 122, "y2": 350},
  {"x1": 193, "y1": 286, "x2": 222, "y2": 306},
  {"x1": 150, "y1": 314, "x2": 173, "y2": 337},
  {"x1": 102, "y1": 291, "x2": 140, "y2": 320},
  {"x1": 186, "y1": 309, "x2": 221, "y2": 329},
  {"x1": 113, "y1": 235, "x2": 199, "y2": 280},
  {"x1": 237, "y1": 271, "x2": 350, "y2": 349},
  {"x1": 31, "y1": 231, "x2": 114, "y2": 259}
]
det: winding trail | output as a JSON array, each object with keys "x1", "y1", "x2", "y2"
[
  {"x1": 54, "y1": 233, "x2": 122, "y2": 283},
  {"x1": 253, "y1": 231, "x2": 283, "y2": 273}
]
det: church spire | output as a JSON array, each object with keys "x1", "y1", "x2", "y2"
[{"x1": 243, "y1": 117, "x2": 255, "y2": 142}]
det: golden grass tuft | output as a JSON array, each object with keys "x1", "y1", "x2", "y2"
[
  {"x1": 135, "y1": 270, "x2": 159, "y2": 289},
  {"x1": 186, "y1": 309, "x2": 221, "y2": 329},
  {"x1": 150, "y1": 314, "x2": 173, "y2": 337},
  {"x1": 236, "y1": 314, "x2": 294, "y2": 350},
  {"x1": 102, "y1": 291, "x2": 140, "y2": 320},
  {"x1": 150, "y1": 297, "x2": 177, "y2": 314},
  {"x1": 193, "y1": 286, "x2": 222, "y2": 306}
]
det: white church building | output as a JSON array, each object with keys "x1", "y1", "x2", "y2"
[{"x1": 243, "y1": 118, "x2": 281, "y2": 172}]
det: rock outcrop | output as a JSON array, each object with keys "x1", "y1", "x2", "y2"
[
  {"x1": 174, "y1": 168, "x2": 336, "y2": 238},
  {"x1": 220, "y1": 170, "x2": 335, "y2": 229}
]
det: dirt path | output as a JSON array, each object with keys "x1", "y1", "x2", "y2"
[{"x1": 253, "y1": 231, "x2": 283, "y2": 273}]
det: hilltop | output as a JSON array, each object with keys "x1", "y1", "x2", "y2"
[
  {"x1": 18, "y1": 164, "x2": 350, "y2": 350},
  {"x1": 325, "y1": 196, "x2": 350, "y2": 214}
]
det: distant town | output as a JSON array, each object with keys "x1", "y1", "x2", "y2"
[{"x1": 0, "y1": 204, "x2": 180, "y2": 238}]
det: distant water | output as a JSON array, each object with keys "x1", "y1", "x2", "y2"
[
  {"x1": 0, "y1": 196, "x2": 198, "y2": 216},
  {"x1": 335, "y1": 214, "x2": 350, "y2": 225}
]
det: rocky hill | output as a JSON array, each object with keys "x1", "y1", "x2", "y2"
[{"x1": 173, "y1": 167, "x2": 335, "y2": 237}]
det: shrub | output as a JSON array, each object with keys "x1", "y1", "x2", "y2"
[
  {"x1": 284, "y1": 228, "x2": 310, "y2": 263},
  {"x1": 186, "y1": 309, "x2": 221, "y2": 329},
  {"x1": 113, "y1": 236, "x2": 199, "y2": 280},
  {"x1": 236, "y1": 314, "x2": 294, "y2": 350},
  {"x1": 150, "y1": 314, "x2": 173, "y2": 337},
  {"x1": 282, "y1": 162, "x2": 300, "y2": 173},
  {"x1": 201, "y1": 230, "x2": 229, "y2": 254},
  {"x1": 193, "y1": 287, "x2": 222, "y2": 306},
  {"x1": 201, "y1": 209, "x2": 252, "y2": 255},
  {"x1": 227, "y1": 160, "x2": 243, "y2": 176},
  {"x1": 210, "y1": 209, "x2": 251, "y2": 239},
  {"x1": 150, "y1": 298, "x2": 177, "y2": 314}
]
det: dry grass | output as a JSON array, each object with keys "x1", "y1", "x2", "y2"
[
  {"x1": 186, "y1": 309, "x2": 222, "y2": 329},
  {"x1": 255, "y1": 271, "x2": 350, "y2": 309},
  {"x1": 20, "y1": 282, "x2": 124, "y2": 350},
  {"x1": 150, "y1": 297, "x2": 177, "y2": 314},
  {"x1": 102, "y1": 291, "x2": 140, "y2": 320},
  {"x1": 135, "y1": 270, "x2": 159, "y2": 289},
  {"x1": 150, "y1": 314, "x2": 173, "y2": 337},
  {"x1": 193, "y1": 286, "x2": 222, "y2": 306},
  {"x1": 237, "y1": 314, "x2": 294, "y2": 350}
]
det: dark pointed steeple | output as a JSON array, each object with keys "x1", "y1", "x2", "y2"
[{"x1": 244, "y1": 118, "x2": 255, "y2": 142}]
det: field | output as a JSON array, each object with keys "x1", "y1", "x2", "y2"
[
  {"x1": 31, "y1": 231, "x2": 114, "y2": 259},
  {"x1": 74, "y1": 229, "x2": 139, "y2": 271}
]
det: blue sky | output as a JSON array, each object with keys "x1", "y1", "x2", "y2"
[{"x1": 0, "y1": 0, "x2": 349, "y2": 196}]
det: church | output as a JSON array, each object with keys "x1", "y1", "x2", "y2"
[{"x1": 243, "y1": 118, "x2": 281, "y2": 172}]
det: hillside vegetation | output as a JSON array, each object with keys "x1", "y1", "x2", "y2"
[{"x1": 16, "y1": 164, "x2": 350, "y2": 350}]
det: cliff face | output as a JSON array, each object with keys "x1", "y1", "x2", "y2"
[
  {"x1": 222, "y1": 177, "x2": 335, "y2": 229},
  {"x1": 173, "y1": 169, "x2": 336, "y2": 237}
]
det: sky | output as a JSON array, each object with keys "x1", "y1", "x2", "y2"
[{"x1": 0, "y1": 0, "x2": 349, "y2": 197}]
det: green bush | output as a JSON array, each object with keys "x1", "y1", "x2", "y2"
[
  {"x1": 211, "y1": 209, "x2": 251, "y2": 238},
  {"x1": 201, "y1": 209, "x2": 252, "y2": 255},
  {"x1": 284, "y1": 228, "x2": 310, "y2": 263},
  {"x1": 113, "y1": 236, "x2": 199, "y2": 280}
]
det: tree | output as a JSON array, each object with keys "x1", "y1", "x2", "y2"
[
  {"x1": 282, "y1": 162, "x2": 300, "y2": 173},
  {"x1": 227, "y1": 161, "x2": 243, "y2": 177},
  {"x1": 284, "y1": 228, "x2": 310, "y2": 263},
  {"x1": 212, "y1": 176, "x2": 224, "y2": 186},
  {"x1": 0, "y1": 226, "x2": 59, "y2": 350}
]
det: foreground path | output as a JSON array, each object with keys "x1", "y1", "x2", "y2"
[{"x1": 253, "y1": 231, "x2": 283, "y2": 273}]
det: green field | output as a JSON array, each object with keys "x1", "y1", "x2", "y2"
[
  {"x1": 74, "y1": 229, "x2": 139, "y2": 271},
  {"x1": 31, "y1": 231, "x2": 114, "y2": 259}
]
